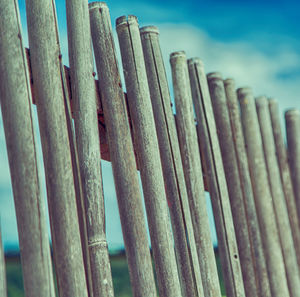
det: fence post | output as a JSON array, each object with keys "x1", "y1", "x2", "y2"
[
  {"x1": 0, "y1": 229, "x2": 6, "y2": 297},
  {"x1": 66, "y1": 1, "x2": 114, "y2": 296},
  {"x1": 169, "y1": 51, "x2": 221, "y2": 297},
  {"x1": 285, "y1": 109, "x2": 300, "y2": 223},
  {"x1": 0, "y1": 1, "x2": 55, "y2": 296},
  {"x1": 207, "y1": 74, "x2": 258, "y2": 297},
  {"x1": 25, "y1": 0, "x2": 89, "y2": 296},
  {"x1": 188, "y1": 58, "x2": 245, "y2": 297},
  {"x1": 269, "y1": 99, "x2": 300, "y2": 267},
  {"x1": 140, "y1": 28, "x2": 203, "y2": 297},
  {"x1": 224, "y1": 79, "x2": 271, "y2": 297},
  {"x1": 256, "y1": 96, "x2": 300, "y2": 297},
  {"x1": 90, "y1": 6, "x2": 156, "y2": 297},
  {"x1": 238, "y1": 88, "x2": 290, "y2": 297}
]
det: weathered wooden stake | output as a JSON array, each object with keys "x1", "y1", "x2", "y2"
[
  {"x1": 66, "y1": 1, "x2": 114, "y2": 296},
  {"x1": 0, "y1": 229, "x2": 7, "y2": 297},
  {"x1": 285, "y1": 109, "x2": 300, "y2": 224},
  {"x1": 25, "y1": 0, "x2": 89, "y2": 296},
  {"x1": 238, "y1": 88, "x2": 290, "y2": 297},
  {"x1": 0, "y1": 1, "x2": 55, "y2": 296},
  {"x1": 269, "y1": 99, "x2": 300, "y2": 267},
  {"x1": 188, "y1": 58, "x2": 245, "y2": 297},
  {"x1": 90, "y1": 5, "x2": 156, "y2": 297},
  {"x1": 140, "y1": 28, "x2": 203, "y2": 297},
  {"x1": 207, "y1": 74, "x2": 258, "y2": 297},
  {"x1": 116, "y1": 15, "x2": 180, "y2": 297},
  {"x1": 168, "y1": 51, "x2": 220, "y2": 297},
  {"x1": 256, "y1": 96, "x2": 300, "y2": 297},
  {"x1": 224, "y1": 79, "x2": 271, "y2": 297}
]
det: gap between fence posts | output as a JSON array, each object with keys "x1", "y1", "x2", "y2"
[
  {"x1": 25, "y1": 0, "x2": 89, "y2": 296},
  {"x1": 207, "y1": 74, "x2": 258, "y2": 297},
  {"x1": 269, "y1": 99, "x2": 300, "y2": 268},
  {"x1": 256, "y1": 96, "x2": 300, "y2": 297},
  {"x1": 188, "y1": 58, "x2": 245, "y2": 297},
  {"x1": 224, "y1": 79, "x2": 271, "y2": 297},
  {"x1": 238, "y1": 88, "x2": 290, "y2": 297},
  {"x1": 66, "y1": 1, "x2": 114, "y2": 296},
  {"x1": 89, "y1": 5, "x2": 156, "y2": 297},
  {"x1": 285, "y1": 109, "x2": 300, "y2": 225},
  {"x1": 140, "y1": 28, "x2": 202, "y2": 297},
  {"x1": 0, "y1": 1, "x2": 55, "y2": 296}
]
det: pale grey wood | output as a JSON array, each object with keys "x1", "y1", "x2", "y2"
[
  {"x1": 66, "y1": 1, "x2": 114, "y2": 296},
  {"x1": 90, "y1": 5, "x2": 156, "y2": 297},
  {"x1": 139, "y1": 26, "x2": 194, "y2": 297},
  {"x1": 140, "y1": 28, "x2": 203, "y2": 297},
  {"x1": 238, "y1": 87, "x2": 290, "y2": 297},
  {"x1": 256, "y1": 96, "x2": 300, "y2": 297},
  {"x1": 224, "y1": 79, "x2": 271, "y2": 297},
  {"x1": 269, "y1": 99, "x2": 300, "y2": 267},
  {"x1": 207, "y1": 74, "x2": 258, "y2": 297},
  {"x1": 0, "y1": 229, "x2": 7, "y2": 297},
  {"x1": 25, "y1": 0, "x2": 89, "y2": 296},
  {"x1": 286, "y1": 109, "x2": 300, "y2": 226},
  {"x1": 170, "y1": 51, "x2": 209, "y2": 297},
  {"x1": 188, "y1": 58, "x2": 245, "y2": 297},
  {"x1": 168, "y1": 51, "x2": 221, "y2": 297},
  {"x1": 0, "y1": 1, "x2": 55, "y2": 296}
]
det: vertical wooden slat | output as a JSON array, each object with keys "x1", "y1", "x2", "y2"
[
  {"x1": 115, "y1": 15, "x2": 180, "y2": 297},
  {"x1": 139, "y1": 27, "x2": 201, "y2": 297},
  {"x1": 269, "y1": 99, "x2": 300, "y2": 267},
  {"x1": 238, "y1": 87, "x2": 290, "y2": 297},
  {"x1": 66, "y1": 1, "x2": 114, "y2": 296},
  {"x1": 0, "y1": 229, "x2": 7, "y2": 297},
  {"x1": 90, "y1": 5, "x2": 156, "y2": 297},
  {"x1": 0, "y1": 1, "x2": 55, "y2": 296},
  {"x1": 188, "y1": 58, "x2": 245, "y2": 297},
  {"x1": 256, "y1": 96, "x2": 300, "y2": 297},
  {"x1": 285, "y1": 109, "x2": 300, "y2": 224},
  {"x1": 25, "y1": 0, "x2": 89, "y2": 296},
  {"x1": 224, "y1": 79, "x2": 271, "y2": 297},
  {"x1": 169, "y1": 51, "x2": 221, "y2": 297},
  {"x1": 207, "y1": 74, "x2": 258, "y2": 297}
]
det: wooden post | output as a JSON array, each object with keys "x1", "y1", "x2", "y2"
[
  {"x1": 285, "y1": 109, "x2": 300, "y2": 224},
  {"x1": 188, "y1": 58, "x2": 245, "y2": 297},
  {"x1": 256, "y1": 96, "x2": 300, "y2": 297},
  {"x1": 169, "y1": 51, "x2": 220, "y2": 297},
  {"x1": 224, "y1": 79, "x2": 271, "y2": 297},
  {"x1": 25, "y1": 0, "x2": 89, "y2": 296},
  {"x1": 207, "y1": 74, "x2": 258, "y2": 297},
  {"x1": 269, "y1": 99, "x2": 300, "y2": 267},
  {"x1": 140, "y1": 28, "x2": 203, "y2": 297},
  {"x1": 115, "y1": 15, "x2": 180, "y2": 297},
  {"x1": 89, "y1": 5, "x2": 156, "y2": 297},
  {"x1": 0, "y1": 229, "x2": 7, "y2": 297},
  {"x1": 238, "y1": 88, "x2": 290, "y2": 297},
  {"x1": 66, "y1": 1, "x2": 114, "y2": 296},
  {"x1": 0, "y1": 1, "x2": 55, "y2": 296}
]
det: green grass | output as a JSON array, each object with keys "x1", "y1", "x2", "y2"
[{"x1": 5, "y1": 251, "x2": 226, "y2": 297}]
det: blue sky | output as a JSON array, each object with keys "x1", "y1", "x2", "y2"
[{"x1": 1, "y1": 0, "x2": 300, "y2": 251}]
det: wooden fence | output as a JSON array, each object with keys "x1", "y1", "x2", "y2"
[{"x1": 0, "y1": 0, "x2": 300, "y2": 297}]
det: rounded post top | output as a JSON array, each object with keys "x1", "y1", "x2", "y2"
[
  {"x1": 116, "y1": 15, "x2": 138, "y2": 28},
  {"x1": 88, "y1": 1, "x2": 108, "y2": 10},
  {"x1": 207, "y1": 72, "x2": 222, "y2": 81},
  {"x1": 140, "y1": 26, "x2": 159, "y2": 35},
  {"x1": 224, "y1": 78, "x2": 235, "y2": 86},
  {"x1": 285, "y1": 109, "x2": 300, "y2": 119},
  {"x1": 237, "y1": 87, "x2": 253, "y2": 97},
  {"x1": 255, "y1": 96, "x2": 268, "y2": 108},
  {"x1": 170, "y1": 51, "x2": 186, "y2": 59},
  {"x1": 187, "y1": 57, "x2": 204, "y2": 67},
  {"x1": 268, "y1": 98, "x2": 278, "y2": 107}
]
